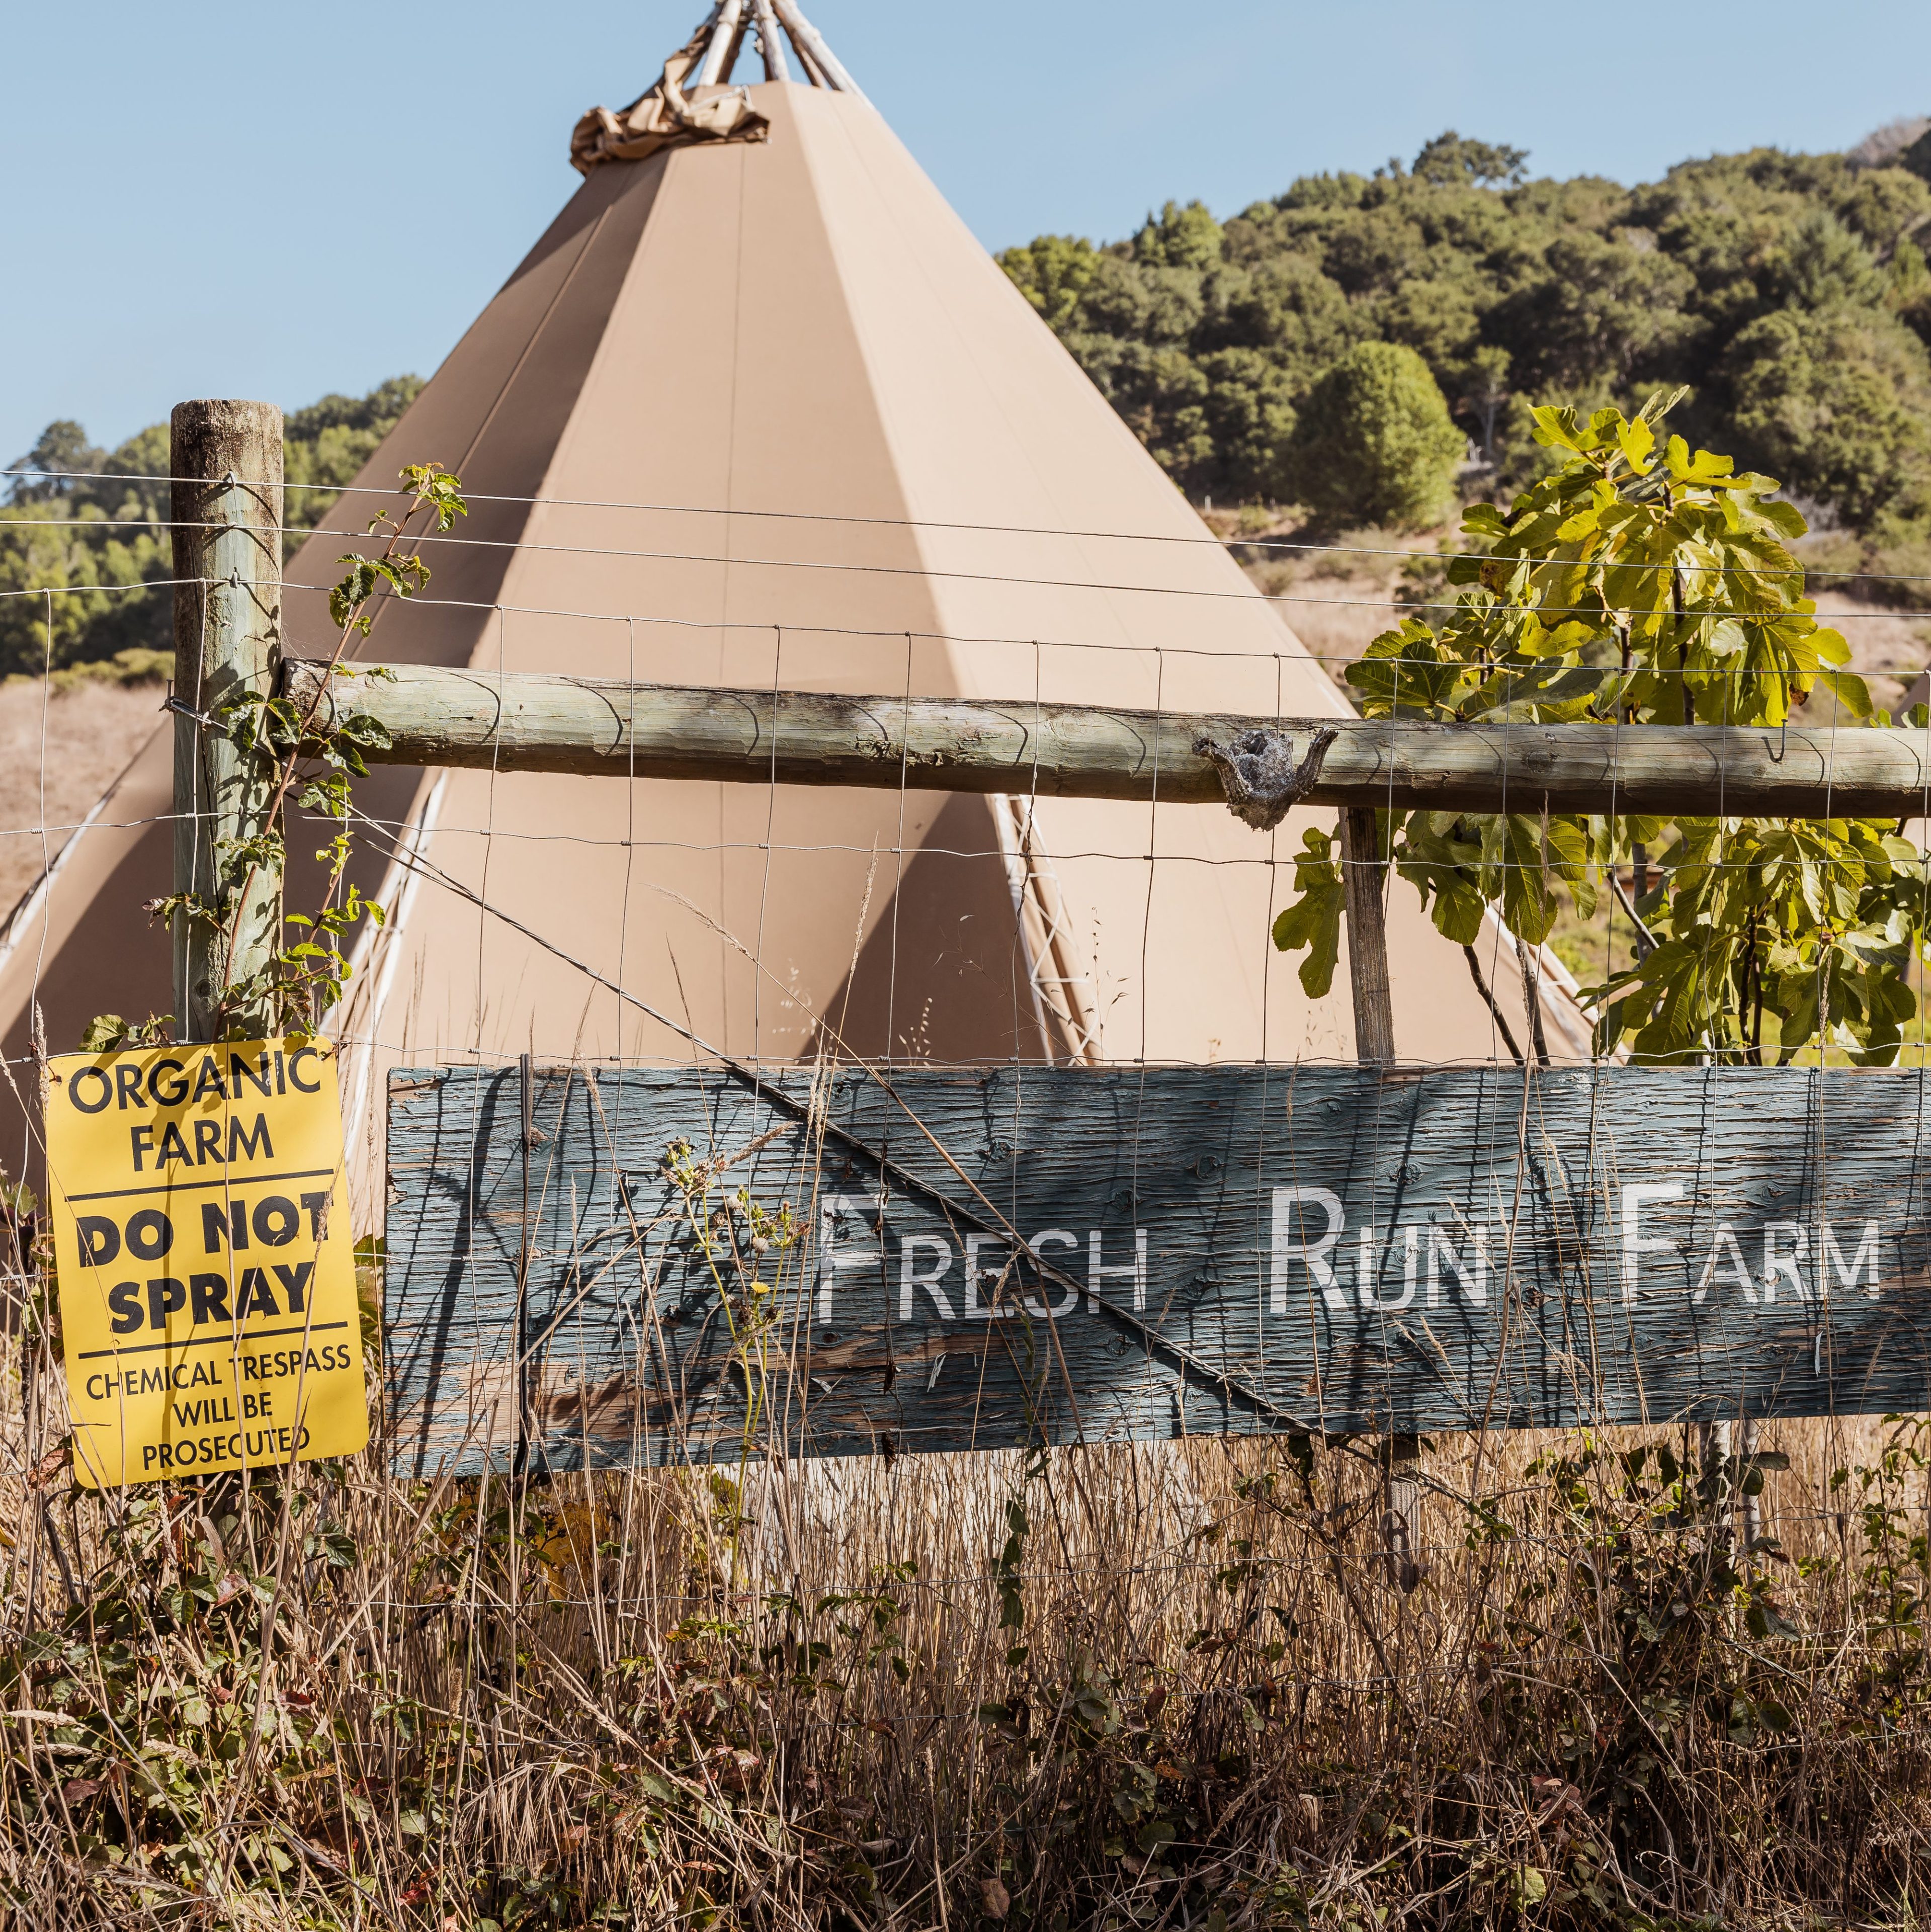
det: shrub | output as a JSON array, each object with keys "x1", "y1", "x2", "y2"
[
  {"x1": 1724, "y1": 303, "x2": 1931, "y2": 530},
  {"x1": 1286, "y1": 340, "x2": 1465, "y2": 530}
]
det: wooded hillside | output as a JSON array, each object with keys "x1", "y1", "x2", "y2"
[
  {"x1": 999, "y1": 124, "x2": 1931, "y2": 589},
  {"x1": 0, "y1": 379, "x2": 421, "y2": 679}
]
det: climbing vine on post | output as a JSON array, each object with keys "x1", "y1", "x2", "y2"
[
  {"x1": 240, "y1": 462, "x2": 467, "y2": 1035},
  {"x1": 1272, "y1": 392, "x2": 1927, "y2": 1065},
  {"x1": 117, "y1": 463, "x2": 465, "y2": 1049}
]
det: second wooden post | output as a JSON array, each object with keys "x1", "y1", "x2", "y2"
[
  {"x1": 1340, "y1": 806, "x2": 1423, "y2": 1587},
  {"x1": 1339, "y1": 807, "x2": 1394, "y2": 1061}
]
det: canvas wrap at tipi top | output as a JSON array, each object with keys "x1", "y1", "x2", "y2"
[{"x1": 0, "y1": 6, "x2": 1587, "y2": 1223}]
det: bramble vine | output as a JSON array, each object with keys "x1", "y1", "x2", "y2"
[
  {"x1": 663, "y1": 1136, "x2": 802, "y2": 1497},
  {"x1": 94, "y1": 464, "x2": 466, "y2": 1051}
]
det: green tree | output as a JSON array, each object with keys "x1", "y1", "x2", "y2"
[
  {"x1": 1373, "y1": 276, "x2": 1482, "y2": 374},
  {"x1": 284, "y1": 376, "x2": 425, "y2": 536},
  {"x1": 1486, "y1": 231, "x2": 1696, "y2": 395},
  {"x1": 1723, "y1": 304, "x2": 1931, "y2": 527},
  {"x1": 1764, "y1": 209, "x2": 1884, "y2": 310},
  {"x1": 1133, "y1": 199, "x2": 1224, "y2": 271},
  {"x1": 1286, "y1": 341, "x2": 1465, "y2": 529},
  {"x1": 1196, "y1": 349, "x2": 1297, "y2": 501},
  {"x1": 1457, "y1": 345, "x2": 1513, "y2": 461},
  {"x1": 0, "y1": 376, "x2": 422, "y2": 679},
  {"x1": 1074, "y1": 251, "x2": 1204, "y2": 344},
  {"x1": 996, "y1": 233, "x2": 1099, "y2": 330},
  {"x1": 1837, "y1": 165, "x2": 1931, "y2": 253},
  {"x1": 1410, "y1": 131, "x2": 1530, "y2": 188},
  {"x1": 1889, "y1": 235, "x2": 1931, "y2": 350},
  {"x1": 1271, "y1": 395, "x2": 1920, "y2": 1065},
  {"x1": 0, "y1": 508, "x2": 163, "y2": 673},
  {"x1": 4, "y1": 421, "x2": 104, "y2": 503},
  {"x1": 1195, "y1": 255, "x2": 1361, "y2": 387},
  {"x1": 996, "y1": 125, "x2": 1931, "y2": 558}
]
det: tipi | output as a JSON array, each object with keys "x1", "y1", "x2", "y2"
[{"x1": 0, "y1": 1, "x2": 1585, "y2": 1214}]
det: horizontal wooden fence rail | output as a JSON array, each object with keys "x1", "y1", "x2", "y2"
[{"x1": 282, "y1": 658, "x2": 1931, "y2": 820}]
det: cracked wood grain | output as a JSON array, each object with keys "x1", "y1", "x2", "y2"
[{"x1": 383, "y1": 1064, "x2": 1931, "y2": 1475}]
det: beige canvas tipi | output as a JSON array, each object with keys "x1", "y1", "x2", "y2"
[{"x1": 0, "y1": 3, "x2": 1586, "y2": 1213}]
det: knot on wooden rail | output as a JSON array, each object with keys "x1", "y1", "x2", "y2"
[{"x1": 1194, "y1": 727, "x2": 1339, "y2": 830}]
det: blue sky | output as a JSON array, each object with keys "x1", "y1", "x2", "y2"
[{"x1": 4, "y1": 0, "x2": 1928, "y2": 466}]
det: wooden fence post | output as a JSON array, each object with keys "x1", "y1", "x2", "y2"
[
  {"x1": 1739, "y1": 1417, "x2": 1761, "y2": 1541},
  {"x1": 1339, "y1": 808, "x2": 1394, "y2": 1063},
  {"x1": 1380, "y1": 1432, "x2": 1425, "y2": 1594},
  {"x1": 1340, "y1": 808, "x2": 1423, "y2": 1587},
  {"x1": 170, "y1": 401, "x2": 284, "y2": 1042}
]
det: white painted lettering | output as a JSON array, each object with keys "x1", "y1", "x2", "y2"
[
  {"x1": 1025, "y1": 1229, "x2": 1081, "y2": 1318},
  {"x1": 964, "y1": 1234, "x2": 1014, "y2": 1318},
  {"x1": 1760, "y1": 1222, "x2": 1810, "y2": 1304},
  {"x1": 1621, "y1": 1183, "x2": 1684, "y2": 1301},
  {"x1": 1822, "y1": 1221, "x2": 1883, "y2": 1300},
  {"x1": 1270, "y1": 1187, "x2": 1346, "y2": 1312},
  {"x1": 1694, "y1": 1223, "x2": 1755, "y2": 1304},
  {"x1": 816, "y1": 1194, "x2": 882, "y2": 1320},
  {"x1": 1088, "y1": 1228, "x2": 1148, "y2": 1312},
  {"x1": 1427, "y1": 1223, "x2": 1487, "y2": 1306},
  {"x1": 1358, "y1": 1224, "x2": 1417, "y2": 1311},
  {"x1": 898, "y1": 1235, "x2": 954, "y2": 1320}
]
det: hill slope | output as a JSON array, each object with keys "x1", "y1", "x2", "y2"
[{"x1": 1000, "y1": 129, "x2": 1931, "y2": 590}]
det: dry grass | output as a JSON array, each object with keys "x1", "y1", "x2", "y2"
[
  {"x1": 1218, "y1": 517, "x2": 1430, "y2": 700},
  {"x1": 5, "y1": 1246, "x2": 1930, "y2": 1930}
]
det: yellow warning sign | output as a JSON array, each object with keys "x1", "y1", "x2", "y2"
[{"x1": 45, "y1": 1037, "x2": 369, "y2": 1487}]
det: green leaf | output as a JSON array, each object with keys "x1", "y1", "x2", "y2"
[
  {"x1": 1665, "y1": 436, "x2": 1736, "y2": 486},
  {"x1": 1395, "y1": 819, "x2": 1489, "y2": 944},
  {"x1": 1638, "y1": 384, "x2": 1690, "y2": 424},
  {"x1": 1530, "y1": 404, "x2": 1590, "y2": 454},
  {"x1": 1814, "y1": 668, "x2": 1872, "y2": 718},
  {"x1": 1272, "y1": 828, "x2": 1345, "y2": 998},
  {"x1": 1615, "y1": 413, "x2": 1656, "y2": 474},
  {"x1": 1511, "y1": 1866, "x2": 1548, "y2": 1909},
  {"x1": 1493, "y1": 816, "x2": 1559, "y2": 946},
  {"x1": 1319, "y1": 386, "x2": 1930, "y2": 1069}
]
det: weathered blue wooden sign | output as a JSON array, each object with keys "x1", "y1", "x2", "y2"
[{"x1": 383, "y1": 1064, "x2": 1931, "y2": 1475}]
